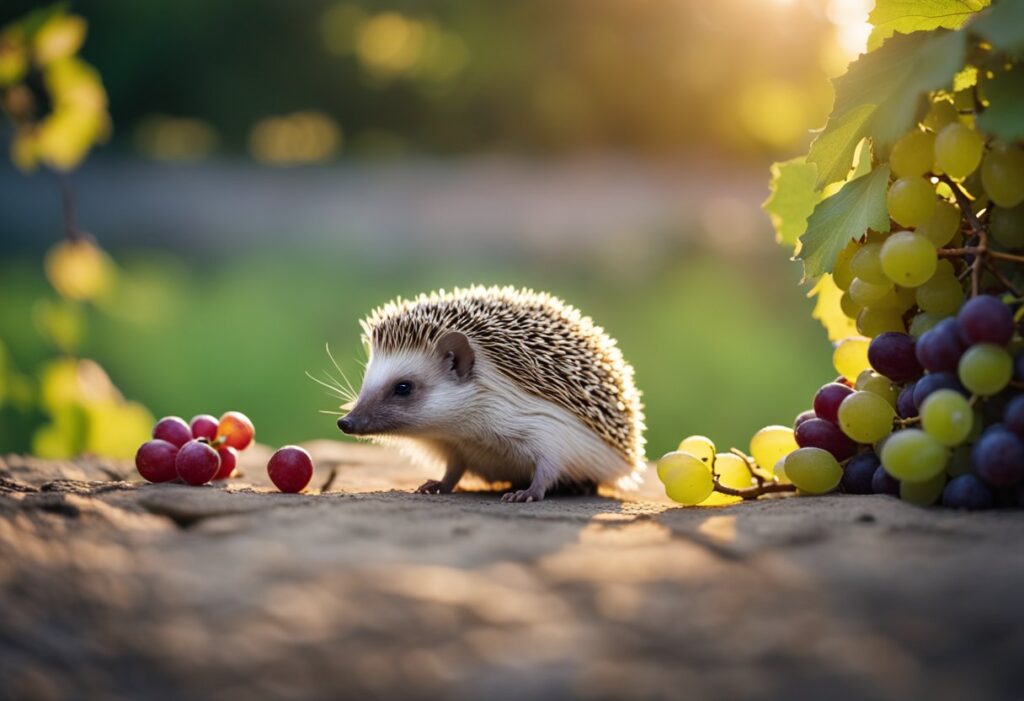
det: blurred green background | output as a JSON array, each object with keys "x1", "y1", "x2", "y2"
[{"x1": 0, "y1": 0, "x2": 877, "y2": 459}]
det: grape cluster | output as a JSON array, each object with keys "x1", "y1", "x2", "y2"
[
  {"x1": 135, "y1": 411, "x2": 255, "y2": 486},
  {"x1": 660, "y1": 85, "x2": 1024, "y2": 510}
]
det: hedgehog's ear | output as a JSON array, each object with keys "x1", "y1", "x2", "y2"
[{"x1": 435, "y1": 331, "x2": 474, "y2": 380}]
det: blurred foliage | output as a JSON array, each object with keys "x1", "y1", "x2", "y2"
[
  {"x1": 2, "y1": 0, "x2": 861, "y2": 162},
  {"x1": 0, "y1": 3, "x2": 152, "y2": 459}
]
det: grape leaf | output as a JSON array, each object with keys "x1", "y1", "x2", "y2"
[
  {"x1": 797, "y1": 165, "x2": 891, "y2": 279},
  {"x1": 810, "y1": 275, "x2": 859, "y2": 342},
  {"x1": 971, "y1": 0, "x2": 1024, "y2": 54},
  {"x1": 808, "y1": 30, "x2": 965, "y2": 188},
  {"x1": 868, "y1": 0, "x2": 989, "y2": 51},
  {"x1": 977, "y1": 64, "x2": 1024, "y2": 141},
  {"x1": 764, "y1": 158, "x2": 818, "y2": 247}
]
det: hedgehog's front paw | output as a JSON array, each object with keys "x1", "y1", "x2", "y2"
[
  {"x1": 415, "y1": 479, "x2": 453, "y2": 495},
  {"x1": 501, "y1": 486, "x2": 545, "y2": 503}
]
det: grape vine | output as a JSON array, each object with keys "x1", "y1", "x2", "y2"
[{"x1": 659, "y1": 0, "x2": 1024, "y2": 510}]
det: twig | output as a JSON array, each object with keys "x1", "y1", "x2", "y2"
[
  {"x1": 319, "y1": 465, "x2": 338, "y2": 493},
  {"x1": 713, "y1": 479, "x2": 797, "y2": 500},
  {"x1": 983, "y1": 258, "x2": 1023, "y2": 297}
]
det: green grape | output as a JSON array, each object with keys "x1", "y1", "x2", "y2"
[
  {"x1": 749, "y1": 425, "x2": 797, "y2": 472},
  {"x1": 908, "y1": 312, "x2": 944, "y2": 338},
  {"x1": 880, "y1": 231, "x2": 938, "y2": 287},
  {"x1": 887, "y1": 177, "x2": 937, "y2": 227},
  {"x1": 981, "y1": 143, "x2": 1024, "y2": 208},
  {"x1": 837, "y1": 390, "x2": 895, "y2": 443},
  {"x1": 990, "y1": 203, "x2": 1024, "y2": 248},
  {"x1": 840, "y1": 292, "x2": 861, "y2": 319},
  {"x1": 920, "y1": 389, "x2": 973, "y2": 446},
  {"x1": 850, "y1": 242, "x2": 888, "y2": 285},
  {"x1": 880, "y1": 428, "x2": 948, "y2": 482},
  {"x1": 699, "y1": 453, "x2": 751, "y2": 506},
  {"x1": 784, "y1": 447, "x2": 842, "y2": 494},
  {"x1": 916, "y1": 201, "x2": 961, "y2": 248},
  {"x1": 892, "y1": 285, "x2": 918, "y2": 312},
  {"x1": 855, "y1": 370, "x2": 898, "y2": 407},
  {"x1": 958, "y1": 343, "x2": 1012, "y2": 396},
  {"x1": 923, "y1": 98, "x2": 958, "y2": 132},
  {"x1": 677, "y1": 435, "x2": 715, "y2": 465},
  {"x1": 900, "y1": 472, "x2": 946, "y2": 506},
  {"x1": 890, "y1": 129, "x2": 936, "y2": 178},
  {"x1": 658, "y1": 451, "x2": 714, "y2": 505},
  {"x1": 934, "y1": 123, "x2": 983, "y2": 179},
  {"x1": 856, "y1": 305, "x2": 905, "y2": 337},
  {"x1": 849, "y1": 277, "x2": 893, "y2": 307},
  {"x1": 833, "y1": 337, "x2": 871, "y2": 382},
  {"x1": 914, "y1": 268, "x2": 964, "y2": 316},
  {"x1": 946, "y1": 444, "x2": 972, "y2": 477},
  {"x1": 773, "y1": 457, "x2": 791, "y2": 484},
  {"x1": 833, "y1": 241, "x2": 859, "y2": 291}
]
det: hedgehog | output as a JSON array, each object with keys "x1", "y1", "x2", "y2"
[{"x1": 335, "y1": 285, "x2": 646, "y2": 502}]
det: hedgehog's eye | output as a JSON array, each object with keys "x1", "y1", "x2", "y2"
[{"x1": 393, "y1": 381, "x2": 414, "y2": 397}]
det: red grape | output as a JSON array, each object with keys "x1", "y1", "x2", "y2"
[
  {"x1": 176, "y1": 440, "x2": 221, "y2": 486},
  {"x1": 135, "y1": 439, "x2": 180, "y2": 483},
  {"x1": 267, "y1": 446, "x2": 314, "y2": 493},
  {"x1": 795, "y1": 418, "x2": 857, "y2": 461},
  {"x1": 915, "y1": 318, "x2": 965, "y2": 373},
  {"x1": 957, "y1": 295, "x2": 1014, "y2": 346},
  {"x1": 213, "y1": 446, "x2": 238, "y2": 480},
  {"x1": 793, "y1": 410, "x2": 817, "y2": 430},
  {"x1": 190, "y1": 414, "x2": 219, "y2": 441},
  {"x1": 868, "y1": 332, "x2": 922, "y2": 383},
  {"x1": 218, "y1": 411, "x2": 255, "y2": 450},
  {"x1": 153, "y1": 416, "x2": 192, "y2": 447},
  {"x1": 813, "y1": 383, "x2": 854, "y2": 425}
]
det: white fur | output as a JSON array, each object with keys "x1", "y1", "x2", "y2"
[{"x1": 358, "y1": 348, "x2": 644, "y2": 490}]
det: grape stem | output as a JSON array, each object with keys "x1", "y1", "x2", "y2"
[{"x1": 713, "y1": 448, "x2": 797, "y2": 500}]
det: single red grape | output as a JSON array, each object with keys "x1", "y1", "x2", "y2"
[
  {"x1": 812, "y1": 383, "x2": 854, "y2": 425},
  {"x1": 795, "y1": 418, "x2": 857, "y2": 461},
  {"x1": 135, "y1": 439, "x2": 179, "y2": 483},
  {"x1": 218, "y1": 411, "x2": 255, "y2": 450},
  {"x1": 153, "y1": 416, "x2": 192, "y2": 447},
  {"x1": 190, "y1": 414, "x2": 219, "y2": 441},
  {"x1": 957, "y1": 295, "x2": 1014, "y2": 346},
  {"x1": 213, "y1": 446, "x2": 237, "y2": 480},
  {"x1": 176, "y1": 440, "x2": 221, "y2": 486},
  {"x1": 267, "y1": 446, "x2": 314, "y2": 493},
  {"x1": 793, "y1": 410, "x2": 817, "y2": 430}
]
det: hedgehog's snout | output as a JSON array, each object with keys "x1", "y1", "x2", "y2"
[{"x1": 337, "y1": 414, "x2": 367, "y2": 435}]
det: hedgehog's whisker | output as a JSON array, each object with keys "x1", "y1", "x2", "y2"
[
  {"x1": 304, "y1": 370, "x2": 350, "y2": 401},
  {"x1": 325, "y1": 342, "x2": 359, "y2": 399},
  {"x1": 318, "y1": 408, "x2": 346, "y2": 416}
]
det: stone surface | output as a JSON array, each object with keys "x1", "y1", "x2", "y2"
[{"x1": 2, "y1": 442, "x2": 1023, "y2": 701}]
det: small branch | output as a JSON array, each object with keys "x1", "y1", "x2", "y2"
[
  {"x1": 939, "y1": 175, "x2": 984, "y2": 241},
  {"x1": 713, "y1": 478, "x2": 797, "y2": 500},
  {"x1": 319, "y1": 465, "x2": 338, "y2": 493},
  {"x1": 983, "y1": 259, "x2": 1023, "y2": 297},
  {"x1": 990, "y1": 250, "x2": 1024, "y2": 264}
]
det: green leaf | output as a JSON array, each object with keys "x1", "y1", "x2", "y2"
[
  {"x1": 764, "y1": 158, "x2": 819, "y2": 247},
  {"x1": 977, "y1": 64, "x2": 1024, "y2": 141},
  {"x1": 808, "y1": 30, "x2": 965, "y2": 188},
  {"x1": 971, "y1": 0, "x2": 1024, "y2": 54},
  {"x1": 797, "y1": 165, "x2": 891, "y2": 279},
  {"x1": 868, "y1": 0, "x2": 989, "y2": 51}
]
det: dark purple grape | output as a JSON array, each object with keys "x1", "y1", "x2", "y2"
[
  {"x1": 871, "y1": 465, "x2": 900, "y2": 496},
  {"x1": 175, "y1": 440, "x2": 221, "y2": 486},
  {"x1": 957, "y1": 295, "x2": 1014, "y2": 346},
  {"x1": 868, "y1": 332, "x2": 922, "y2": 383},
  {"x1": 793, "y1": 410, "x2": 817, "y2": 430},
  {"x1": 153, "y1": 416, "x2": 192, "y2": 448},
  {"x1": 795, "y1": 418, "x2": 857, "y2": 461},
  {"x1": 813, "y1": 383, "x2": 854, "y2": 425},
  {"x1": 942, "y1": 474, "x2": 995, "y2": 509},
  {"x1": 915, "y1": 318, "x2": 965, "y2": 373},
  {"x1": 913, "y1": 372, "x2": 967, "y2": 411},
  {"x1": 1006, "y1": 395, "x2": 1024, "y2": 440},
  {"x1": 135, "y1": 439, "x2": 179, "y2": 483},
  {"x1": 896, "y1": 383, "x2": 917, "y2": 418},
  {"x1": 972, "y1": 427, "x2": 1024, "y2": 488},
  {"x1": 842, "y1": 452, "x2": 879, "y2": 494}
]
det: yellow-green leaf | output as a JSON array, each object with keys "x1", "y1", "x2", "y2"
[
  {"x1": 810, "y1": 275, "x2": 859, "y2": 342},
  {"x1": 764, "y1": 158, "x2": 818, "y2": 247},
  {"x1": 868, "y1": 0, "x2": 989, "y2": 51}
]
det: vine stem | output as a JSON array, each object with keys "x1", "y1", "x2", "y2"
[{"x1": 712, "y1": 448, "x2": 797, "y2": 500}]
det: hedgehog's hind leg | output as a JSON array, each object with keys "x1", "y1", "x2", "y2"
[{"x1": 501, "y1": 455, "x2": 559, "y2": 503}]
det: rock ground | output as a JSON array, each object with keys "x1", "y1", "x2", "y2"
[{"x1": 2, "y1": 441, "x2": 1023, "y2": 701}]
